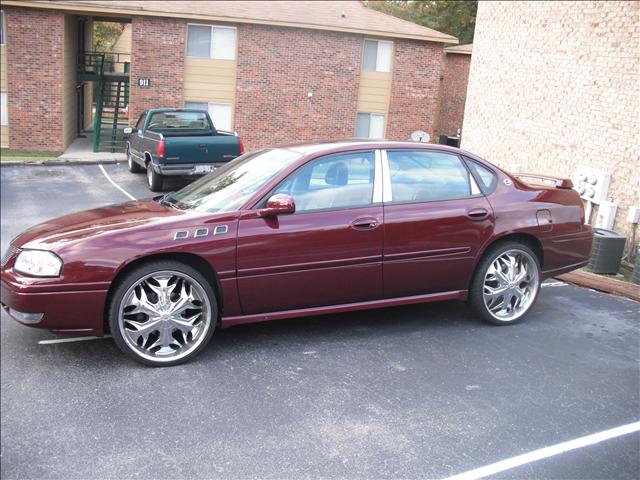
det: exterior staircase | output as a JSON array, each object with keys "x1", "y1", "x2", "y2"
[{"x1": 78, "y1": 52, "x2": 130, "y2": 153}]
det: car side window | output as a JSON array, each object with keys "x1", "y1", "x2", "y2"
[
  {"x1": 135, "y1": 113, "x2": 145, "y2": 131},
  {"x1": 274, "y1": 151, "x2": 375, "y2": 212},
  {"x1": 387, "y1": 150, "x2": 471, "y2": 203},
  {"x1": 464, "y1": 157, "x2": 497, "y2": 193}
]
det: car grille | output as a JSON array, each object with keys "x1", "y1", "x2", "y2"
[{"x1": 1, "y1": 245, "x2": 18, "y2": 268}]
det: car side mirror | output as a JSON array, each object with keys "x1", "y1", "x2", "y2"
[
  {"x1": 123, "y1": 127, "x2": 133, "y2": 135},
  {"x1": 259, "y1": 194, "x2": 296, "y2": 217}
]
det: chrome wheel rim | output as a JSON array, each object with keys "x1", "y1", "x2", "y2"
[
  {"x1": 483, "y1": 249, "x2": 539, "y2": 322},
  {"x1": 118, "y1": 270, "x2": 212, "y2": 363},
  {"x1": 126, "y1": 146, "x2": 131, "y2": 167},
  {"x1": 147, "y1": 165, "x2": 152, "y2": 186}
]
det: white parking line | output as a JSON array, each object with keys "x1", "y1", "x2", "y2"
[
  {"x1": 98, "y1": 164, "x2": 136, "y2": 201},
  {"x1": 443, "y1": 421, "x2": 640, "y2": 480},
  {"x1": 541, "y1": 281, "x2": 568, "y2": 287},
  {"x1": 38, "y1": 335, "x2": 112, "y2": 345}
]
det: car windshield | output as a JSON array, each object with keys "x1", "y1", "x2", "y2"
[
  {"x1": 147, "y1": 111, "x2": 213, "y2": 132},
  {"x1": 165, "y1": 149, "x2": 303, "y2": 212}
]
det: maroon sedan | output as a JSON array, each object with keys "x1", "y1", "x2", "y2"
[{"x1": 0, "y1": 141, "x2": 593, "y2": 366}]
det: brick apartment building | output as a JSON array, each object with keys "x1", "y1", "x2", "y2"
[
  {"x1": 0, "y1": 0, "x2": 461, "y2": 153},
  {"x1": 438, "y1": 43, "x2": 472, "y2": 137},
  {"x1": 462, "y1": 1, "x2": 639, "y2": 239}
]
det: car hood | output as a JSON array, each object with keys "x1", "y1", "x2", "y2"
[{"x1": 12, "y1": 198, "x2": 187, "y2": 250}]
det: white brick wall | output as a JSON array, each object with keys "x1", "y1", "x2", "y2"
[{"x1": 462, "y1": 1, "x2": 640, "y2": 241}]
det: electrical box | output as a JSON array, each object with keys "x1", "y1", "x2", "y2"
[
  {"x1": 627, "y1": 206, "x2": 640, "y2": 224},
  {"x1": 573, "y1": 166, "x2": 611, "y2": 205},
  {"x1": 595, "y1": 200, "x2": 617, "y2": 230}
]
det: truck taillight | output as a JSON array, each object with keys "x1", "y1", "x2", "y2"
[
  {"x1": 239, "y1": 138, "x2": 245, "y2": 155},
  {"x1": 157, "y1": 140, "x2": 165, "y2": 158}
]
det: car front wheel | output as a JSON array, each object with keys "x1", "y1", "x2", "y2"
[
  {"x1": 147, "y1": 162, "x2": 164, "y2": 192},
  {"x1": 108, "y1": 261, "x2": 217, "y2": 366},
  {"x1": 469, "y1": 242, "x2": 541, "y2": 325}
]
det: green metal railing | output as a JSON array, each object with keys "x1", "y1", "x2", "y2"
[{"x1": 79, "y1": 52, "x2": 130, "y2": 152}]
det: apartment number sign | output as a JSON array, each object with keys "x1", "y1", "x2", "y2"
[{"x1": 138, "y1": 78, "x2": 151, "y2": 87}]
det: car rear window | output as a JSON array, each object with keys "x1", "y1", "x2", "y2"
[
  {"x1": 147, "y1": 111, "x2": 213, "y2": 132},
  {"x1": 464, "y1": 157, "x2": 498, "y2": 193}
]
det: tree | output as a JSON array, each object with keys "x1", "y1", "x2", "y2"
[
  {"x1": 368, "y1": 1, "x2": 477, "y2": 45},
  {"x1": 93, "y1": 21, "x2": 125, "y2": 52}
]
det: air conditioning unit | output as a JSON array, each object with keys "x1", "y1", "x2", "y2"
[
  {"x1": 573, "y1": 166, "x2": 611, "y2": 205},
  {"x1": 587, "y1": 229, "x2": 627, "y2": 274},
  {"x1": 633, "y1": 248, "x2": 640, "y2": 285}
]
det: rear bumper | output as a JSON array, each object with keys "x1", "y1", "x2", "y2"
[
  {"x1": 154, "y1": 162, "x2": 228, "y2": 176},
  {"x1": 0, "y1": 271, "x2": 107, "y2": 336}
]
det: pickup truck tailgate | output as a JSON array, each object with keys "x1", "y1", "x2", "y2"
[{"x1": 164, "y1": 135, "x2": 241, "y2": 164}]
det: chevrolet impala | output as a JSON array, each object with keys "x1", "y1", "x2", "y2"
[{"x1": 0, "y1": 141, "x2": 594, "y2": 366}]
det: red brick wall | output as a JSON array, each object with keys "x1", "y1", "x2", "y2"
[
  {"x1": 438, "y1": 52, "x2": 471, "y2": 136},
  {"x1": 6, "y1": 8, "x2": 65, "y2": 151},
  {"x1": 235, "y1": 24, "x2": 362, "y2": 150},
  {"x1": 129, "y1": 16, "x2": 186, "y2": 123},
  {"x1": 386, "y1": 39, "x2": 444, "y2": 142}
]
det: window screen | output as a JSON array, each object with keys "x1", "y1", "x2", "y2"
[
  {"x1": 0, "y1": 92, "x2": 7, "y2": 126},
  {"x1": 187, "y1": 25, "x2": 236, "y2": 59},
  {"x1": 362, "y1": 39, "x2": 393, "y2": 72},
  {"x1": 207, "y1": 103, "x2": 233, "y2": 131},
  {"x1": 212, "y1": 27, "x2": 236, "y2": 60},
  {"x1": 356, "y1": 113, "x2": 385, "y2": 139},
  {"x1": 187, "y1": 25, "x2": 211, "y2": 57}
]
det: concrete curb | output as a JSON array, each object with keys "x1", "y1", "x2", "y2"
[{"x1": 1, "y1": 158, "x2": 124, "y2": 166}]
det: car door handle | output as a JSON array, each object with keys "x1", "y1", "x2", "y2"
[
  {"x1": 351, "y1": 217, "x2": 379, "y2": 230},
  {"x1": 467, "y1": 208, "x2": 490, "y2": 221}
]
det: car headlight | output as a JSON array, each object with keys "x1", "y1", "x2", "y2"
[{"x1": 14, "y1": 250, "x2": 63, "y2": 277}]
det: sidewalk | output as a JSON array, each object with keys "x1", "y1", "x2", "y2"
[{"x1": 1, "y1": 136, "x2": 125, "y2": 166}]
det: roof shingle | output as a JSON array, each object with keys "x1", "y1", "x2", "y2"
[{"x1": 21, "y1": 0, "x2": 458, "y2": 43}]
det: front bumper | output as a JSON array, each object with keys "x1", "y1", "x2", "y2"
[
  {"x1": 1, "y1": 268, "x2": 108, "y2": 336},
  {"x1": 155, "y1": 162, "x2": 228, "y2": 176}
]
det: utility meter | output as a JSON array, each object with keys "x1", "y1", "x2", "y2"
[{"x1": 573, "y1": 166, "x2": 611, "y2": 204}]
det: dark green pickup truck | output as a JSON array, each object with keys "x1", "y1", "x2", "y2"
[{"x1": 124, "y1": 109, "x2": 244, "y2": 192}]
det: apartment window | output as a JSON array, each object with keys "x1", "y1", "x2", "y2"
[
  {"x1": 356, "y1": 112, "x2": 385, "y2": 138},
  {"x1": 362, "y1": 39, "x2": 393, "y2": 72},
  {"x1": 0, "y1": 11, "x2": 4, "y2": 45},
  {"x1": 185, "y1": 101, "x2": 233, "y2": 132},
  {"x1": 187, "y1": 24, "x2": 236, "y2": 60},
  {"x1": 0, "y1": 92, "x2": 7, "y2": 126}
]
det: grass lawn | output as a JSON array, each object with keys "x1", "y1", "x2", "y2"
[{"x1": 0, "y1": 149, "x2": 62, "y2": 162}]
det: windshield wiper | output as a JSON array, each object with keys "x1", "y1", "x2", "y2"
[{"x1": 159, "y1": 192, "x2": 183, "y2": 210}]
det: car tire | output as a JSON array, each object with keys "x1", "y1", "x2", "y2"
[
  {"x1": 469, "y1": 241, "x2": 541, "y2": 326},
  {"x1": 108, "y1": 260, "x2": 218, "y2": 367},
  {"x1": 127, "y1": 145, "x2": 143, "y2": 173},
  {"x1": 147, "y1": 162, "x2": 163, "y2": 192}
]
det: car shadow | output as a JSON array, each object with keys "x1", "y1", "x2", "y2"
[{"x1": 199, "y1": 300, "x2": 481, "y2": 361}]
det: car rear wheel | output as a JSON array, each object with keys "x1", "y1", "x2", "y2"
[
  {"x1": 108, "y1": 261, "x2": 217, "y2": 366},
  {"x1": 147, "y1": 162, "x2": 163, "y2": 192},
  {"x1": 469, "y1": 242, "x2": 541, "y2": 325},
  {"x1": 127, "y1": 145, "x2": 143, "y2": 173}
]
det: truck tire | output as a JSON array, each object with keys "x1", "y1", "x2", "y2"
[{"x1": 147, "y1": 162, "x2": 164, "y2": 192}]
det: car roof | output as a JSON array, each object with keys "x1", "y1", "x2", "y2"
[{"x1": 277, "y1": 139, "x2": 471, "y2": 157}]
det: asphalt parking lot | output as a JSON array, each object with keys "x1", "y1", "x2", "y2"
[{"x1": 1, "y1": 163, "x2": 639, "y2": 479}]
